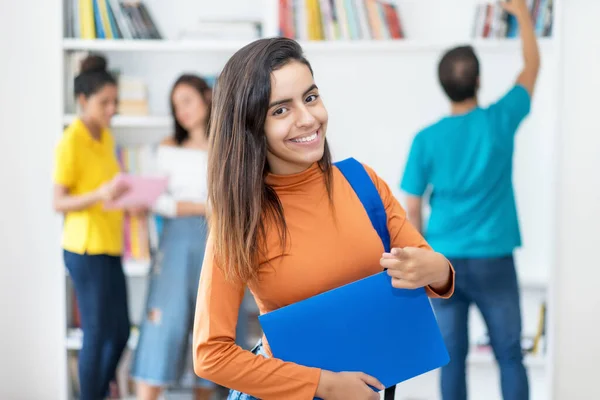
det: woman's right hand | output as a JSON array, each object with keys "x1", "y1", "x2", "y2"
[{"x1": 316, "y1": 370, "x2": 384, "y2": 400}]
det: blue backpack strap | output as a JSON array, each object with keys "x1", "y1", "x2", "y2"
[
  {"x1": 334, "y1": 157, "x2": 391, "y2": 253},
  {"x1": 334, "y1": 157, "x2": 396, "y2": 400}
]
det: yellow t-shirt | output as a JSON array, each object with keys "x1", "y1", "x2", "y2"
[{"x1": 53, "y1": 118, "x2": 123, "y2": 256}]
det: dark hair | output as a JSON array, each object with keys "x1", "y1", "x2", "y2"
[
  {"x1": 170, "y1": 74, "x2": 213, "y2": 145},
  {"x1": 74, "y1": 54, "x2": 117, "y2": 98},
  {"x1": 438, "y1": 45, "x2": 480, "y2": 102},
  {"x1": 207, "y1": 37, "x2": 333, "y2": 282}
]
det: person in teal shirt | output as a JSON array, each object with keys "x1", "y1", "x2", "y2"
[{"x1": 400, "y1": 1, "x2": 540, "y2": 399}]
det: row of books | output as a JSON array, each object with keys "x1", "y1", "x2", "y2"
[
  {"x1": 65, "y1": 51, "x2": 150, "y2": 115},
  {"x1": 279, "y1": 0, "x2": 404, "y2": 41},
  {"x1": 473, "y1": 0, "x2": 553, "y2": 38},
  {"x1": 66, "y1": 0, "x2": 162, "y2": 40}
]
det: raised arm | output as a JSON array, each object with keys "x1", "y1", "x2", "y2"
[{"x1": 502, "y1": 0, "x2": 541, "y2": 96}]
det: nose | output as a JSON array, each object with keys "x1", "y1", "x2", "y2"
[{"x1": 295, "y1": 104, "x2": 316, "y2": 128}]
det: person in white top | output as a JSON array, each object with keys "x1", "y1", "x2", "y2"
[{"x1": 131, "y1": 74, "x2": 247, "y2": 400}]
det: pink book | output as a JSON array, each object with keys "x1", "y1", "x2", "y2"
[{"x1": 104, "y1": 173, "x2": 168, "y2": 210}]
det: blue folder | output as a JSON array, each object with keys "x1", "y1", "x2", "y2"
[{"x1": 258, "y1": 271, "x2": 450, "y2": 389}]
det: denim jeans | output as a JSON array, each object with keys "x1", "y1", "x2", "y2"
[
  {"x1": 430, "y1": 255, "x2": 529, "y2": 400},
  {"x1": 132, "y1": 216, "x2": 218, "y2": 388},
  {"x1": 64, "y1": 250, "x2": 131, "y2": 400}
]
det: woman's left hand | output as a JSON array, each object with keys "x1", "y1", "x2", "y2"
[{"x1": 380, "y1": 247, "x2": 451, "y2": 290}]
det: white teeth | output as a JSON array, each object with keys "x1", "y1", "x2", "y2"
[{"x1": 291, "y1": 132, "x2": 318, "y2": 143}]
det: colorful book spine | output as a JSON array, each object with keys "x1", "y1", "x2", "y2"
[{"x1": 279, "y1": 0, "x2": 402, "y2": 41}]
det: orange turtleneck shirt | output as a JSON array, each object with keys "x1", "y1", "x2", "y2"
[{"x1": 193, "y1": 162, "x2": 455, "y2": 400}]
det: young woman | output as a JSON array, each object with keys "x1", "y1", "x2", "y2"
[
  {"x1": 132, "y1": 74, "x2": 246, "y2": 400},
  {"x1": 52, "y1": 54, "x2": 131, "y2": 400},
  {"x1": 192, "y1": 38, "x2": 455, "y2": 400}
]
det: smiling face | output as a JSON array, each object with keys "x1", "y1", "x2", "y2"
[{"x1": 264, "y1": 60, "x2": 328, "y2": 175}]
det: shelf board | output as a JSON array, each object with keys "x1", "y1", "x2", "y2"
[
  {"x1": 519, "y1": 276, "x2": 548, "y2": 291},
  {"x1": 123, "y1": 259, "x2": 151, "y2": 277},
  {"x1": 65, "y1": 259, "x2": 150, "y2": 278},
  {"x1": 66, "y1": 329, "x2": 546, "y2": 370},
  {"x1": 63, "y1": 38, "x2": 254, "y2": 52},
  {"x1": 63, "y1": 114, "x2": 172, "y2": 128},
  {"x1": 468, "y1": 349, "x2": 546, "y2": 369},
  {"x1": 67, "y1": 328, "x2": 258, "y2": 351},
  {"x1": 302, "y1": 37, "x2": 554, "y2": 52},
  {"x1": 66, "y1": 327, "x2": 139, "y2": 351},
  {"x1": 62, "y1": 37, "x2": 554, "y2": 53}
]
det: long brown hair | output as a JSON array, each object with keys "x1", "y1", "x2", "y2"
[
  {"x1": 170, "y1": 74, "x2": 212, "y2": 145},
  {"x1": 208, "y1": 37, "x2": 333, "y2": 283}
]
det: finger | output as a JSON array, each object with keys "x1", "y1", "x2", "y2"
[
  {"x1": 380, "y1": 258, "x2": 402, "y2": 270},
  {"x1": 386, "y1": 268, "x2": 410, "y2": 280},
  {"x1": 391, "y1": 277, "x2": 420, "y2": 290},
  {"x1": 359, "y1": 373, "x2": 385, "y2": 391},
  {"x1": 391, "y1": 247, "x2": 407, "y2": 258}
]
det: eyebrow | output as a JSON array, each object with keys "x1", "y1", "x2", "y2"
[{"x1": 268, "y1": 84, "x2": 318, "y2": 109}]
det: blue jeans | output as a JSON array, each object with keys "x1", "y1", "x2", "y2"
[
  {"x1": 430, "y1": 255, "x2": 529, "y2": 400},
  {"x1": 132, "y1": 217, "x2": 215, "y2": 388},
  {"x1": 132, "y1": 216, "x2": 248, "y2": 387},
  {"x1": 64, "y1": 250, "x2": 131, "y2": 400}
]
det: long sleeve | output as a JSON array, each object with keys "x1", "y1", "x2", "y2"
[
  {"x1": 363, "y1": 165, "x2": 455, "y2": 299},
  {"x1": 193, "y1": 233, "x2": 322, "y2": 400}
]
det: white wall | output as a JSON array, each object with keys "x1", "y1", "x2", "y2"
[
  {"x1": 0, "y1": 0, "x2": 66, "y2": 399},
  {"x1": 553, "y1": 0, "x2": 600, "y2": 398}
]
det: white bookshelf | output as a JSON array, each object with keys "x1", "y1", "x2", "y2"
[{"x1": 61, "y1": 1, "x2": 558, "y2": 399}]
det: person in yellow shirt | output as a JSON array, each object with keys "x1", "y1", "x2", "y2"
[{"x1": 53, "y1": 54, "x2": 130, "y2": 400}]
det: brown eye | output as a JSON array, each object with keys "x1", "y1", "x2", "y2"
[{"x1": 272, "y1": 107, "x2": 287, "y2": 116}]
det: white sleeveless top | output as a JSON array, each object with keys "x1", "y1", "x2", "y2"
[{"x1": 152, "y1": 145, "x2": 208, "y2": 217}]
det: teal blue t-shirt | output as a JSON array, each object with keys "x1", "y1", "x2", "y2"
[{"x1": 400, "y1": 85, "x2": 531, "y2": 258}]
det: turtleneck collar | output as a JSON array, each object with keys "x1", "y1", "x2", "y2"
[{"x1": 265, "y1": 162, "x2": 324, "y2": 190}]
